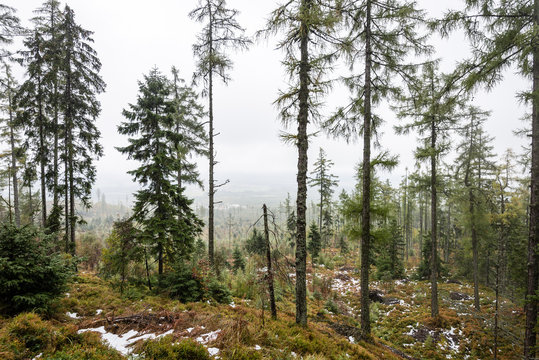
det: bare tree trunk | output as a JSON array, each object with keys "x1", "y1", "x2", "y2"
[
  {"x1": 295, "y1": 0, "x2": 311, "y2": 327},
  {"x1": 360, "y1": 0, "x2": 373, "y2": 338},
  {"x1": 7, "y1": 76, "x2": 20, "y2": 227},
  {"x1": 263, "y1": 204, "x2": 277, "y2": 320},
  {"x1": 208, "y1": 2, "x2": 215, "y2": 266},
  {"x1": 525, "y1": 2, "x2": 539, "y2": 356},
  {"x1": 430, "y1": 118, "x2": 438, "y2": 319}
]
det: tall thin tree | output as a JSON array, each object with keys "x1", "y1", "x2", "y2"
[{"x1": 190, "y1": 0, "x2": 250, "y2": 265}]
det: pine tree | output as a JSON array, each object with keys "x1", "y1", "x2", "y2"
[
  {"x1": 232, "y1": 246, "x2": 245, "y2": 273},
  {"x1": 117, "y1": 67, "x2": 203, "y2": 278},
  {"x1": 324, "y1": 0, "x2": 430, "y2": 337},
  {"x1": 58, "y1": 5, "x2": 105, "y2": 254},
  {"x1": 190, "y1": 0, "x2": 251, "y2": 266}
]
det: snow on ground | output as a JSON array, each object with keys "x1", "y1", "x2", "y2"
[
  {"x1": 77, "y1": 326, "x2": 173, "y2": 355},
  {"x1": 66, "y1": 312, "x2": 79, "y2": 319},
  {"x1": 195, "y1": 329, "x2": 221, "y2": 344},
  {"x1": 96, "y1": 309, "x2": 103, "y2": 315}
]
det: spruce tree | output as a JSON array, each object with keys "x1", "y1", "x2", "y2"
[
  {"x1": 190, "y1": 0, "x2": 251, "y2": 266},
  {"x1": 308, "y1": 148, "x2": 338, "y2": 244},
  {"x1": 0, "y1": 61, "x2": 20, "y2": 226},
  {"x1": 170, "y1": 66, "x2": 208, "y2": 191},
  {"x1": 58, "y1": 5, "x2": 105, "y2": 254},
  {"x1": 117, "y1": 68, "x2": 202, "y2": 277},
  {"x1": 0, "y1": 4, "x2": 23, "y2": 57}
]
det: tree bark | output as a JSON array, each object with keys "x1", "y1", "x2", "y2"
[
  {"x1": 208, "y1": 0, "x2": 215, "y2": 266},
  {"x1": 525, "y1": 1, "x2": 539, "y2": 357},
  {"x1": 7, "y1": 78, "x2": 20, "y2": 227},
  {"x1": 295, "y1": 0, "x2": 311, "y2": 327},
  {"x1": 360, "y1": 0, "x2": 373, "y2": 339},
  {"x1": 430, "y1": 117, "x2": 439, "y2": 319},
  {"x1": 263, "y1": 204, "x2": 277, "y2": 320}
]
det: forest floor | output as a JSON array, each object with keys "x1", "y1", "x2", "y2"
[{"x1": 0, "y1": 250, "x2": 525, "y2": 359}]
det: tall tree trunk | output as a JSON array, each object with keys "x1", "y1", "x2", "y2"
[
  {"x1": 295, "y1": 0, "x2": 311, "y2": 327},
  {"x1": 470, "y1": 189, "x2": 480, "y2": 310},
  {"x1": 38, "y1": 84, "x2": 47, "y2": 227},
  {"x1": 430, "y1": 118, "x2": 439, "y2": 319},
  {"x1": 208, "y1": 2, "x2": 215, "y2": 266},
  {"x1": 525, "y1": 1, "x2": 539, "y2": 356},
  {"x1": 419, "y1": 195, "x2": 423, "y2": 256},
  {"x1": 360, "y1": 0, "x2": 373, "y2": 338},
  {"x1": 263, "y1": 204, "x2": 277, "y2": 320},
  {"x1": 6, "y1": 73, "x2": 20, "y2": 227}
]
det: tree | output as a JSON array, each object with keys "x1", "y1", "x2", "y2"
[
  {"x1": 324, "y1": 0, "x2": 430, "y2": 337},
  {"x1": 261, "y1": 0, "x2": 340, "y2": 327},
  {"x1": 454, "y1": 108, "x2": 494, "y2": 310},
  {"x1": 375, "y1": 219, "x2": 405, "y2": 280},
  {"x1": 101, "y1": 218, "x2": 143, "y2": 294},
  {"x1": 0, "y1": 4, "x2": 23, "y2": 58},
  {"x1": 170, "y1": 66, "x2": 207, "y2": 192},
  {"x1": 309, "y1": 147, "x2": 338, "y2": 244},
  {"x1": 190, "y1": 0, "x2": 251, "y2": 266},
  {"x1": 232, "y1": 246, "x2": 245, "y2": 273},
  {"x1": 0, "y1": 224, "x2": 74, "y2": 315},
  {"x1": 58, "y1": 5, "x2": 105, "y2": 254},
  {"x1": 307, "y1": 222, "x2": 322, "y2": 262},
  {"x1": 0, "y1": 61, "x2": 20, "y2": 226},
  {"x1": 396, "y1": 63, "x2": 463, "y2": 319},
  {"x1": 117, "y1": 68, "x2": 203, "y2": 278},
  {"x1": 436, "y1": 2, "x2": 539, "y2": 356}
]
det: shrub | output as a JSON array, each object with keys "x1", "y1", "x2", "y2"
[
  {"x1": 207, "y1": 278, "x2": 232, "y2": 304},
  {"x1": 139, "y1": 336, "x2": 210, "y2": 360},
  {"x1": 163, "y1": 264, "x2": 205, "y2": 303},
  {"x1": 0, "y1": 224, "x2": 74, "y2": 315}
]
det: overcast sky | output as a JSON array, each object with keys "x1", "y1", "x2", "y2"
[{"x1": 5, "y1": 0, "x2": 529, "y2": 206}]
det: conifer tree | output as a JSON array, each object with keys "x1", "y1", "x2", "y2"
[
  {"x1": 0, "y1": 4, "x2": 23, "y2": 58},
  {"x1": 261, "y1": 0, "x2": 341, "y2": 327},
  {"x1": 454, "y1": 107, "x2": 494, "y2": 310},
  {"x1": 309, "y1": 148, "x2": 338, "y2": 243},
  {"x1": 0, "y1": 61, "x2": 20, "y2": 226},
  {"x1": 190, "y1": 0, "x2": 251, "y2": 266},
  {"x1": 117, "y1": 68, "x2": 203, "y2": 277},
  {"x1": 396, "y1": 63, "x2": 463, "y2": 319},
  {"x1": 436, "y1": 2, "x2": 539, "y2": 355},
  {"x1": 307, "y1": 222, "x2": 322, "y2": 262},
  {"x1": 17, "y1": 29, "x2": 49, "y2": 227},
  {"x1": 170, "y1": 66, "x2": 207, "y2": 192},
  {"x1": 58, "y1": 5, "x2": 105, "y2": 254},
  {"x1": 324, "y1": 0, "x2": 430, "y2": 337}
]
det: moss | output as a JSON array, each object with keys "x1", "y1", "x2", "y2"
[{"x1": 139, "y1": 336, "x2": 210, "y2": 360}]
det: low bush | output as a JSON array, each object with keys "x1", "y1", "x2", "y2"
[{"x1": 139, "y1": 336, "x2": 210, "y2": 360}]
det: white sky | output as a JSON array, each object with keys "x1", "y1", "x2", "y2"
[{"x1": 5, "y1": 0, "x2": 529, "y2": 206}]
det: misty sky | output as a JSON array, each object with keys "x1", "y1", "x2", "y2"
[{"x1": 5, "y1": 0, "x2": 528, "y2": 207}]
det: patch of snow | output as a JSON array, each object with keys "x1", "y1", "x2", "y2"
[
  {"x1": 186, "y1": 327, "x2": 195, "y2": 333},
  {"x1": 348, "y1": 336, "x2": 355, "y2": 344},
  {"x1": 96, "y1": 309, "x2": 103, "y2": 315},
  {"x1": 291, "y1": 351, "x2": 297, "y2": 357},
  {"x1": 78, "y1": 326, "x2": 174, "y2": 355},
  {"x1": 229, "y1": 301, "x2": 236, "y2": 308},
  {"x1": 66, "y1": 312, "x2": 79, "y2": 319},
  {"x1": 65, "y1": 293, "x2": 70, "y2": 298},
  {"x1": 196, "y1": 329, "x2": 221, "y2": 344},
  {"x1": 32, "y1": 353, "x2": 42, "y2": 359},
  {"x1": 208, "y1": 347, "x2": 220, "y2": 356},
  {"x1": 254, "y1": 345, "x2": 261, "y2": 350}
]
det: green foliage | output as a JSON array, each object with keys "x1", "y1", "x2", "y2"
[
  {"x1": 233, "y1": 246, "x2": 246, "y2": 273},
  {"x1": 117, "y1": 67, "x2": 203, "y2": 270},
  {"x1": 245, "y1": 229, "x2": 265, "y2": 256},
  {"x1": 416, "y1": 233, "x2": 446, "y2": 280},
  {"x1": 0, "y1": 224, "x2": 73, "y2": 315},
  {"x1": 139, "y1": 336, "x2": 210, "y2": 360},
  {"x1": 101, "y1": 218, "x2": 143, "y2": 292},
  {"x1": 207, "y1": 277, "x2": 232, "y2": 304},
  {"x1": 307, "y1": 223, "x2": 322, "y2": 262},
  {"x1": 163, "y1": 263, "x2": 205, "y2": 303},
  {"x1": 374, "y1": 220, "x2": 405, "y2": 280}
]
